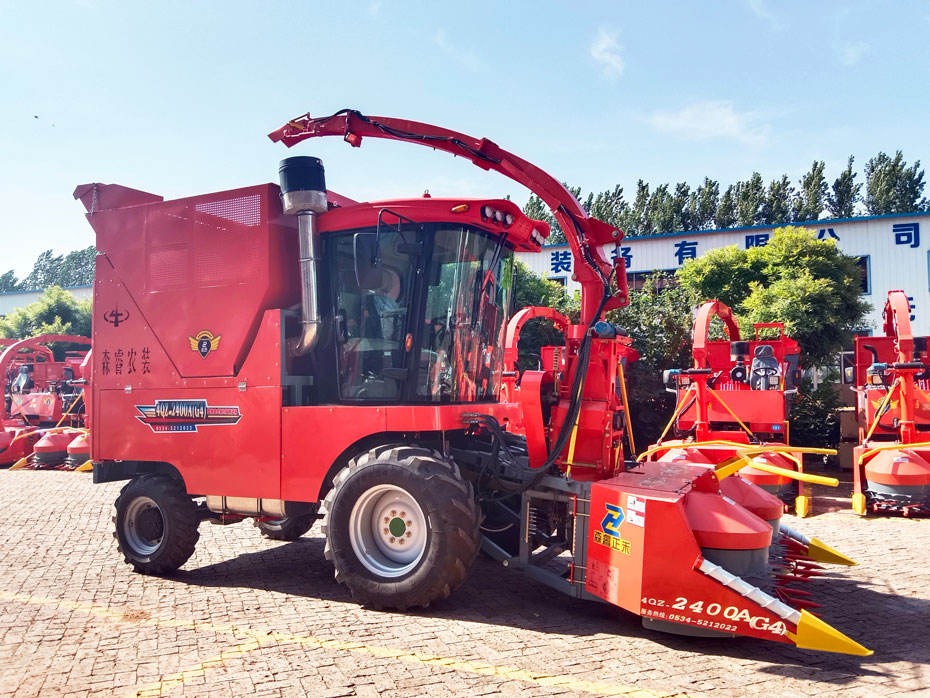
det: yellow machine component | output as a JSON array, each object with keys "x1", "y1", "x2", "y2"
[
  {"x1": 794, "y1": 495, "x2": 811, "y2": 518},
  {"x1": 715, "y1": 447, "x2": 839, "y2": 486},
  {"x1": 852, "y1": 492, "x2": 868, "y2": 516},
  {"x1": 75, "y1": 460, "x2": 94, "y2": 472},
  {"x1": 787, "y1": 609, "x2": 873, "y2": 656},
  {"x1": 807, "y1": 537, "x2": 857, "y2": 566},
  {"x1": 8, "y1": 457, "x2": 29, "y2": 471}
]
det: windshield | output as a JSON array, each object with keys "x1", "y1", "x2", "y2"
[{"x1": 419, "y1": 227, "x2": 514, "y2": 402}]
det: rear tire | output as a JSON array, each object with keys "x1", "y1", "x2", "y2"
[
  {"x1": 254, "y1": 511, "x2": 317, "y2": 541},
  {"x1": 113, "y1": 475, "x2": 199, "y2": 575},
  {"x1": 322, "y1": 444, "x2": 480, "y2": 610}
]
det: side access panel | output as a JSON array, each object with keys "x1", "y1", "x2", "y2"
[{"x1": 587, "y1": 464, "x2": 795, "y2": 645}]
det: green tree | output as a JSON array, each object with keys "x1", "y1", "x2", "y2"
[
  {"x1": 672, "y1": 182, "x2": 692, "y2": 231},
  {"x1": 691, "y1": 177, "x2": 719, "y2": 230},
  {"x1": 794, "y1": 160, "x2": 828, "y2": 222},
  {"x1": 736, "y1": 173, "x2": 765, "y2": 227},
  {"x1": 0, "y1": 286, "x2": 92, "y2": 343},
  {"x1": 606, "y1": 274, "x2": 695, "y2": 449},
  {"x1": 715, "y1": 184, "x2": 737, "y2": 228},
  {"x1": 864, "y1": 151, "x2": 927, "y2": 214},
  {"x1": 625, "y1": 180, "x2": 651, "y2": 237},
  {"x1": 586, "y1": 185, "x2": 629, "y2": 228},
  {"x1": 826, "y1": 156, "x2": 862, "y2": 218},
  {"x1": 511, "y1": 261, "x2": 578, "y2": 370},
  {"x1": 788, "y1": 377, "x2": 842, "y2": 448},
  {"x1": 647, "y1": 183, "x2": 675, "y2": 234},
  {"x1": 676, "y1": 226, "x2": 869, "y2": 367},
  {"x1": 0, "y1": 270, "x2": 20, "y2": 292},
  {"x1": 20, "y1": 246, "x2": 96, "y2": 289},
  {"x1": 761, "y1": 175, "x2": 794, "y2": 225}
]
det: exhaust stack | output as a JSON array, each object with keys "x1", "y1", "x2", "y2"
[{"x1": 279, "y1": 156, "x2": 327, "y2": 356}]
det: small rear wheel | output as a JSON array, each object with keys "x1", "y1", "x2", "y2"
[
  {"x1": 322, "y1": 444, "x2": 480, "y2": 610},
  {"x1": 113, "y1": 475, "x2": 199, "y2": 574},
  {"x1": 254, "y1": 511, "x2": 317, "y2": 541}
]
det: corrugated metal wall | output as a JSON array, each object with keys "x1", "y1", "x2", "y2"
[
  {"x1": 516, "y1": 212, "x2": 930, "y2": 334},
  {"x1": 0, "y1": 286, "x2": 93, "y2": 317}
]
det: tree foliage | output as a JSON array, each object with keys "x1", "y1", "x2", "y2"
[
  {"x1": 788, "y1": 377, "x2": 842, "y2": 448},
  {"x1": 676, "y1": 226, "x2": 869, "y2": 367},
  {"x1": 864, "y1": 151, "x2": 927, "y2": 214},
  {"x1": 1, "y1": 246, "x2": 96, "y2": 293},
  {"x1": 511, "y1": 261, "x2": 578, "y2": 370},
  {"x1": 605, "y1": 275, "x2": 694, "y2": 449},
  {"x1": 520, "y1": 150, "x2": 925, "y2": 244},
  {"x1": 826, "y1": 156, "x2": 862, "y2": 218},
  {"x1": 0, "y1": 286, "x2": 92, "y2": 353},
  {"x1": 794, "y1": 160, "x2": 828, "y2": 222},
  {"x1": 736, "y1": 173, "x2": 765, "y2": 227}
]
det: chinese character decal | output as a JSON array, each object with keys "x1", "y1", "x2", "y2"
[
  {"x1": 745, "y1": 233, "x2": 770, "y2": 249},
  {"x1": 674, "y1": 240, "x2": 698, "y2": 265},
  {"x1": 610, "y1": 246, "x2": 634, "y2": 267},
  {"x1": 549, "y1": 250, "x2": 572, "y2": 274},
  {"x1": 817, "y1": 228, "x2": 840, "y2": 240},
  {"x1": 894, "y1": 223, "x2": 920, "y2": 249}
]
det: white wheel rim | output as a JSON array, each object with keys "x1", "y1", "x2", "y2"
[
  {"x1": 348, "y1": 484, "x2": 427, "y2": 578},
  {"x1": 123, "y1": 496, "x2": 164, "y2": 556}
]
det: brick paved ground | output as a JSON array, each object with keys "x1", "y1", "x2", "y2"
[{"x1": 0, "y1": 470, "x2": 927, "y2": 698}]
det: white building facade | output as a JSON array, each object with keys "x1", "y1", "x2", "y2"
[
  {"x1": 0, "y1": 285, "x2": 93, "y2": 317},
  {"x1": 516, "y1": 211, "x2": 930, "y2": 335}
]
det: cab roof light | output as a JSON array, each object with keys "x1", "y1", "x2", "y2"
[{"x1": 451, "y1": 204, "x2": 469, "y2": 213}]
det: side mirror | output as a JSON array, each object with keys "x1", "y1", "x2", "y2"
[{"x1": 354, "y1": 232, "x2": 383, "y2": 290}]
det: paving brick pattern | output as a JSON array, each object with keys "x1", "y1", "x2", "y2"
[{"x1": 0, "y1": 471, "x2": 927, "y2": 698}]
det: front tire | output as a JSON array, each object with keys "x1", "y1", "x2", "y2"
[
  {"x1": 254, "y1": 511, "x2": 317, "y2": 541},
  {"x1": 322, "y1": 444, "x2": 480, "y2": 610},
  {"x1": 113, "y1": 475, "x2": 199, "y2": 574}
]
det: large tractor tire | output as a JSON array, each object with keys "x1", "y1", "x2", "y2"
[
  {"x1": 322, "y1": 444, "x2": 480, "y2": 610},
  {"x1": 254, "y1": 510, "x2": 318, "y2": 541},
  {"x1": 113, "y1": 475, "x2": 199, "y2": 575}
]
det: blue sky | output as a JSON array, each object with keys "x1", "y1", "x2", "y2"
[{"x1": 1, "y1": 0, "x2": 928, "y2": 280}]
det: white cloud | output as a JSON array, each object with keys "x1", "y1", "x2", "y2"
[
  {"x1": 747, "y1": 0, "x2": 784, "y2": 30},
  {"x1": 590, "y1": 29, "x2": 624, "y2": 78},
  {"x1": 833, "y1": 39, "x2": 870, "y2": 67},
  {"x1": 647, "y1": 101, "x2": 770, "y2": 147},
  {"x1": 433, "y1": 30, "x2": 482, "y2": 71}
]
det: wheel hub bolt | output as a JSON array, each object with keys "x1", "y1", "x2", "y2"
[
  {"x1": 405, "y1": 531, "x2": 412, "y2": 538},
  {"x1": 399, "y1": 539, "x2": 405, "y2": 545},
  {"x1": 389, "y1": 537, "x2": 395, "y2": 543},
  {"x1": 383, "y1": 528, "x2": 389, "y2": 534},
  {"x1": 383, "y1": 517, "x2": 389, "y2": 523}
]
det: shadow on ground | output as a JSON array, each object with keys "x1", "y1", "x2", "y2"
[{"x1": 169, "y1": 531, "x2": 930, "y2": 691}]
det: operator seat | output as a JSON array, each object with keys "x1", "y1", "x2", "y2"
[{"x1": 749, "y1": 344, "x2": 781, "y2": 390}]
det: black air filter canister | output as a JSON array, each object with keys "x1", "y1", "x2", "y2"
[{"x1": 279, "y1": 156, "x2": 327, "y2": 215}]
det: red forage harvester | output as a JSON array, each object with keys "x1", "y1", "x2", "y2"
[
  {"x1": 76, "y1": 109, "x2": 870, "y2": 655},
  {"x1": 0, "y1": 335, "x2": 91, "y2": 471},
  {"x1": 852, "y1": 289, "x2": 930, "y2": 516}
]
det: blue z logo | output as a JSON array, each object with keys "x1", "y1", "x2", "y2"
[{"x1": 600, "y1": 504, "x2": 625, "y2": 538}]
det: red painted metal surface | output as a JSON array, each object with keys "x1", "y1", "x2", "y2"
[
  {"x1": 853, "y1": 291, "x2": 930, "y2": 512},
  {"x1": 586, "y1": 463, "x2": 796, "y2": 645}
]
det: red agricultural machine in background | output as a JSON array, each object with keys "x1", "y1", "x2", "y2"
[
  {"x1": 852, "y1": 289, "x2": 930, "y2": 516},
  {"x1": 644, "y1": 300, "x2": 838, "y2": 518},
  {"x1": 77, "y1": 109, "x2": 869, "y2": 655},
  {"x1": 0, "y1": 334, "x2": 91, "y2": 470}
]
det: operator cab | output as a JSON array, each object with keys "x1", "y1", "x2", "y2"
[{"x1": 310, "y1": 198, "x2": 549, "y2": 405}]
